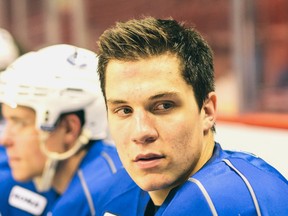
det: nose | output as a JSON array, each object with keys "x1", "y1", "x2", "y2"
[
  {"x1": 131, "y1": 110, "x2": 158, "y2": 145},
  {"x1": 0, "y1": 125, "x2": 13, "y2": 147}
]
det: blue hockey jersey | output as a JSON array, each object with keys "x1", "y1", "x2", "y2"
[
  {"x1": 0, "y1": 140, "x2": 122, "y2": 216},
  {"x1": 96, "y1": 143, "x2": 288, "y2": 216},
  {"x1": 0, "y1": 146, "x2": 58, "y2": 216}
]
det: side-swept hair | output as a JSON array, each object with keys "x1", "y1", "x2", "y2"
[{"x1": 97, "y1": 16, "x2": 214, "y2": 111}]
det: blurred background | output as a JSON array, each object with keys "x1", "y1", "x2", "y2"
[{"x1": 1, "y1": 0, "x2": 287, "y2": 177}]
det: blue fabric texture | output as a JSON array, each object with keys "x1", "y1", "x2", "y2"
[
  {"x1": 96, "y1": 143, "x2": 288, "y2": 216},
  {"x1": 0, "y1": 140, "x2": 122, "y2": 216}
]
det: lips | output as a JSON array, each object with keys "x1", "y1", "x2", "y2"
[
  {"x1": 9, "y1": 157, "x2": 20, "y2": 161},
  {"x1": 6, "y1": 154, "x2": 20, "y2": 165},
  {"x1": 7, "y1": 158, "x2": 21, "y2": 170},
  {"x1": 8, "y1": 156, "x2": 20, "y2": 163},
  {"x1": 135, "y1": 153, "x2": 164, "y2": 161},
  {"x1": 134, "y1": 153, "x2": 165, "y2": 169}
]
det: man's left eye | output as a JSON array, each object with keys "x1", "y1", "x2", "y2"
[{"x1": 154, "y1": 102, "x2": 174, "y2": 111}]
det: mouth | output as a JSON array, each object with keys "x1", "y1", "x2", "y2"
[
  {"x1": 134, "y1": 153, "x2": 165, "y2": 169},
  {"x1": 8, "y1": 156, "x2": 20, "y2": 165}
]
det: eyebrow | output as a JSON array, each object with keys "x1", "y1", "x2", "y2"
[
  {"x1": 149, "y1": 91, "x2": 178, "y2": 100},
  {"x1": 107, "y1": 91, "x2": 179, "y2": 105},
  {"x1": 106, "y1": 99, "x2": 127, "y2": 105}
]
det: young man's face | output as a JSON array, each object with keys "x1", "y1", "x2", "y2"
[
  {"x1": 105, "y1": 53, "x2": 216, "y2": 194},
  {"x1": 0, "y1": 104, "x2": 46, "y2": 181}
]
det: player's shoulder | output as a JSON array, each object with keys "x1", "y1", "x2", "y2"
[
  {"x1": 223, "y1": 148, "x2": 287, "y2": 182},
  {"x1": 100, "y1": 168, "x2": 139, "y2": 194},
  {"x1": 94, "y1": 168, "x2": 149, "y2": 216},
  {"x1": 92, "y1": 140, "x2": 118, "y2": 155}
]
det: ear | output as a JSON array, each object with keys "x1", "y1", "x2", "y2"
[
  {"x1": 62, "y1": 114, "x2": 82, "y2": 149},
  {"x1": 202, "y1": 92, "x2": 217, "y2": 133}
]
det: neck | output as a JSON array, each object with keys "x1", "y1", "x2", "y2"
[
  {"x1": 192, "y1": 131, "x2": 214, "y2": 175},
  {"x1": 148, "y1": 188, "x2": 171, "y2": 206},
  {"x1": 52, "y1": 148, "x2": 87, "y2": 194}
]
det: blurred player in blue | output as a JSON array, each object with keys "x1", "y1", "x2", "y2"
[
  {"x1": 0, "y1": 44, "x2": 122, "y2": 215},
  {"x1": 95, "y1": 17, "x2": 288, "y2": 215},
  {"x1": 0, "y1": 28, "x2": 57, "y2": 216}
]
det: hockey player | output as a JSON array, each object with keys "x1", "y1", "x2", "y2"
[
  {"x1": 95, "y1": 17, "x2": 288, "y2": 215},
  {"x1": 0, "y1": 44, "x2": 122, "y2": 215}
]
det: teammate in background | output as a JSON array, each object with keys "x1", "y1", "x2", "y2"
[
  {"x1": 0, "y1": 44, "x2": 122, "y2": 215},
  {"x1": 0, "y1": 28, "x2": 58, "y2": 216},
  {"x1": 0, "y1": 28, "x2": 20, "y2": 71},
  {"x1": 95, "y1": 17, "x2": 288, "y2": 215}
]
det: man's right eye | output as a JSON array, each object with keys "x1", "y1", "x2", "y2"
[
  {"x1": 8, "y1": 119, "x2": 28, "y2": 129},
  {"x1": 115, "y1": 107, "x2": 133, "y2": 117}
]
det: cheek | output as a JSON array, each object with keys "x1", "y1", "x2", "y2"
[
  {"x1": 168, "y1": 120, "x2": 202, "y2": 157},
  {"x1": 44, "y1": 132, "x2": 66, "y2": 152},
  {"x1": 109, "y1": 118, "x2": 131, "y2": 146},
  {"x1": 21, "y1": 139, "x2": 46, "y2": 172},
  {"x1": 18, "y1": 135, "x2": 41, "y2": 155},
  {"x1": 110, "y1": 125, "x2": 133, "y2": 166},
  {"x1": 115, "y1": 140, "x2": 131, "y2": 161},
  {"x1": 27, "y1": 142, "x2": 46, "y2": 172},
  {"x1": 45, "y1": 141, "x2": 62, "y2": 152},
  {"x1": 21, "y1": 132, "x2": 49, "y2": 164},
  {"x1": 27, "y1": 138, "x2": 46, "y2": 161},
  {"x1": 163, "y1": 116, "x2": 194, "y2": 142}
]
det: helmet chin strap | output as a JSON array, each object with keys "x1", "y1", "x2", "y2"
[{"x1": 33, "y1": 128, "x2": 91, "y2": 192}]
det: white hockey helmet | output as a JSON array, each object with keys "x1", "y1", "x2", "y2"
[
  {"x1": 0, "y1": 28, "x2": 19, "y2": 71},
  {"x1": 0, "y1": 44, "x2": 108, "y2": 140}
]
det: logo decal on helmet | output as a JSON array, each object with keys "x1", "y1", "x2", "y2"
[{"x1": 67, "y1": 49, "x2": 87, "y2": 68}]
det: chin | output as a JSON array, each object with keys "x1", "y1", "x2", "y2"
[
  {"x1": 12, "y1": 172, "x2": 31, "y2": 183},
  {"x1": 136, "y1": 176, "x2": 174, "y2": 192}
]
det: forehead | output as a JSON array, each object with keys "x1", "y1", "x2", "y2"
[
  {"x1": 1, "y1": 104, "x2": 35, "y2": 119},
  {"x1": 106, "y1": 54, "x2": 183, "y2": 81},
  {"x1": 105, "y1": 54, "x2": 191, "y2": 103}
]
